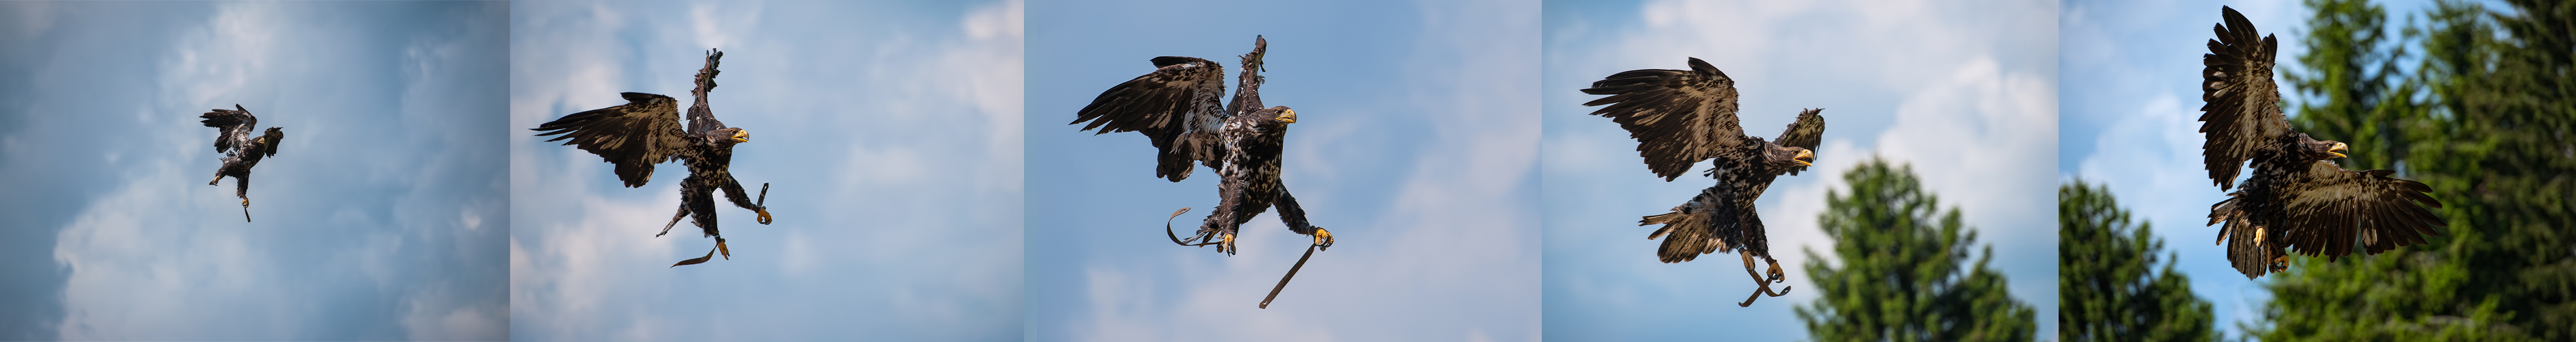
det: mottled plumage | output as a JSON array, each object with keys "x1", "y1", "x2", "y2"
[
  {"x1": 532, "y1": 49, "x2": 771, "y2": 267},
  {"x1": 1077, "y1": 36, "x2": 1334, "y2": 308},
  {"x1": 201, "y1": 105, "x2": 285, "y2": 222},
  {"x1": 1584, "y1": 57, "x2": 1823, "y2": 306},
  {"x1": 2197, "y1": 6, "x2": 2444, "y2": 279},
  {"x1": 1074, "y1": 36, "x2": 1329, "y2": 256}
]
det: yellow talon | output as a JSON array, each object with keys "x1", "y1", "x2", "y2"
[
  {"x1": 1312, "y1": 228, "x2": 1334, "y2": 247},
  {"x1": 756, "y1": 209, "x2": 773, "y2": 224},
  {"x1": 717, "y1": 239, "x2": 731, "y2": 260}
]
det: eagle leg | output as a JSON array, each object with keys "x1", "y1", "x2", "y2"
[
  {"x1": 235, "y1": 175, "x2": 251, "y2": 222},
  {"x1": 656, "y1": 204, "x2": 689, "y2": 237},
  {"x1": 1163, "y1": 207, "x2": 1228, "y2": 248}
]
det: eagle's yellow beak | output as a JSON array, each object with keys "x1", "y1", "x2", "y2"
[
  {"x1": 1277, "y1": 109, "x2": 1297, "y2": 124},
  {"x1": 2327, "y1": 142, "x2": 2347, "y2": 159},
  {"x1": 1794, "y1": 149, "x2": 1814, "y2": 167},
  {"x1": 731, "y1": 129, "x2": 750, "y2": 143}
]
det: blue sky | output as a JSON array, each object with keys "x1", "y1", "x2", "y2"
[
  {"x1": 508, "y1": 0, "x2": 1023, "y2": 341},
  {"x1": 1543, "y1": 0, "x2": 2060, "y2": 341},
  {"x1": 0, "y1": 1, "x2": 506, "y2": 340},
  {"x1": 1025, "y1": 0, "x2": 1538, "y2": 341},
  {"x1": 2062, "y1": 0, "x2": 2439, "y2": 339}
]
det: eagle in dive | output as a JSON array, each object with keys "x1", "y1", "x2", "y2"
[
  {"x1": 201, "y1": 105, "x2": 285, "y2": 222},
  {"x1": 1581, "y1": 57, "x2": 1823, "y2": 307},
  {"x1": 532, "y1": 49, "x2": 773, "y2": 267},
  {"x1": 1073, "y1": 36, "x2": 1333, "y2": 308},
  {"x1": 2198, "y1": 6, "x2": 2444, "y2": 280}
]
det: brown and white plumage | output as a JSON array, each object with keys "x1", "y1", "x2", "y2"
[
  {"x1": 1584, "y1": 57, "x2": 1823, "y2": 306},
  {"x1": 2196, "y1": 6, "x2": 2444, "y2": 279},
  {"x1": 201, "y1": 105, "x2": 285, "y2": 222},
  {"x1": 1076, "y1": 36, "x2": 1329, "y2": 256},
  {"x1": 531, "y1": 49, "x2": 770, "y2": 267}
]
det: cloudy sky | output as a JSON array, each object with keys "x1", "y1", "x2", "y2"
[
  {"x1": 2063, "y1": 0, "x2": 2437, "y2": 339},
  {"x1": 508, "y1": 0, "x2": 1022, "y2": 341},
  {"x1": 1025, "y1": 0, "x2": 1538, "y2": 341},
  {"x1": 0, "y1": 1, "x2": 506, "y2": 341},
  {"x1": 1542, "y1": 0, "x2": 2060, "y2": 340}
]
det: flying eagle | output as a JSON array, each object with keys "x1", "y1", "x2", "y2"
[
  {"x1": 2198, "y1": 6, "x2": 2444, "y2": 279},
  {"x1": 532, "y1": 49, "x2": 773, "y2": 267},
  {"x1": 1073, "y1": 36, "x2": 1333, "y2": 308},
  {"x1": 201, "y1": 105, "x2": 285, "y2": 222},
  {"x1": 1581, "y1": 57, "x2": 1823, "y2": 306}
]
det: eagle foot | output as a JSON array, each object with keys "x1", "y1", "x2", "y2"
[
  {"x1": 1218, "y1": 233, "x2": 1237, "y2": 255},
  {"x1": 755, "y1": 208, "x2": 773, "y2": 225},
  {"x1": 1310, "y1": 228, "x2": 1334, "y2": 250}
]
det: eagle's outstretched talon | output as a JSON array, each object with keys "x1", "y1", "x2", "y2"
[
  {"x1": 716, "y1": 237, "x2": 731, "y2": 260},
  {"x1": 1310, "y1": 228, "x2": 1334, "y2": 250},
  {"x1": 755, "y1": 208, "x2": 773, "y2": 225},
  {"x1": 1219, "y1": 233, "x2": 1237, "y2": 255},
  {"x1": 1764, "y1": 257, "x2": 1787, "y2": 283}
]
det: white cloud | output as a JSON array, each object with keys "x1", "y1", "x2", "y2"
[{"x1": 51, "y1": 2, "x2": 508, "y2": 340}]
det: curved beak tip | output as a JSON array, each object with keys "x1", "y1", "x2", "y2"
[
  {"x1": 1277, "y1": 109, "x2": 1297, "y2": 123},
  {"x1": 731, "y1": 130, "x2": 750, "y2": 143}
]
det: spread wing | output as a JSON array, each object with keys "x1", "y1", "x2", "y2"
[
  {"x1": 258, "y1": 127, "x2": 284, "y2": 157},
  {"x1": 2277, "y1": 162, "x2": 2446, "y2": 259},
  {"x1": 1582, "y1": 57, "x2": 1747, "y2": 181},
  {"x1": 2198, "y1": 5, "x2": 2290, "y2": 190},
  {"x1": 1773, "y1": 109, "x2": 1825, "y2": 176},
  {"x1": 531, "y1": 92, "x2": 688, "y2": 187},
  {"x1": 1072, "y1": 55, "x2": 1229, "y2": 182},
  {"x1": 200, "y1": 105, "x2": 257, "y2": 154},
  {"x1": 686, "y1": 49, "x2": 727, "y2": 134}
]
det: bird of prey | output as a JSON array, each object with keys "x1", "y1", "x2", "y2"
[
  {"x1": 201, "y1": 105, "x2": 285, "y2": 222},
  {"x1": 1072, "y1": 36, "x2": 1333, "y2": 308},
  {"x1": 2197, "y1": 6, "x2": 2444, "y2": 279},
  {"x1": 532, "y1": 49, "x2": 773, "y2": 267},
  {"x1": 1581, "y1": 57, "x2": 1823, "y2": 307}
]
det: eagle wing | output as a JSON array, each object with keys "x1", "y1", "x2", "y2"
[
  {"x1": 1773, "y1": 109, "x2": 1826, "y2": 176},
  {"x1": 686, "y1": 49, "x2": 727, "y2": 134},
  {"x1": 2277, "y1": 162, "x2": 2446, "y2": 259},
  {"x1": 531, "y1": 92, "x2": 688, "y2": 187},
  {"x1": 200, "y1": 105, "x2": 257, "y2": 154},
  {"x1": 1073, "y1": 55, "x2": 1229, "y2": 182},
  {"x1": 2197, "y1": 6, "x2": 2291, "y2": 190},
  {"x1": 1582, "y1": 57, "x2": 1748, "y2": 181},
  {"x1": 258, "y1": 127, "x2": 285, "y2": 157}
]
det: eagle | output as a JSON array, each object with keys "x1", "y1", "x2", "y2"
[
  {"x1": 1581, "y1": 57, "x2": 1824, "y2": 307},
  {"x1": 532, "y1": 49, "x2": 773, "y2": 267},
  {"x1": 1072, "y1": 36, "x2": 1333, "y2": 308},
  {"x1": 2197, "y1": 6, "x2": 2444, "y2": 279},
  {"x1": 201, "y1": 105, "x2": 286, "y2": 222}
]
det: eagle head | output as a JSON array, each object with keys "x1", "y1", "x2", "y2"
[
  {"x1": 1274, "y1": 107, "x2": 1297, "y2": 124},
  {"x1": 258, "y1": 127, "x2": 286, "y2": 157},
  {"x1": 728, "y1": 128, "x2": 749, "y2": 143},
  {"x1": 1758, "y1": 144, "x2": 1813, "y2": 172},
  {"x1": 2295, "y1": 134, "x2": 2345, "y2": 161}
]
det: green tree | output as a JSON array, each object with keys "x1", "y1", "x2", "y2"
[
  {"x1": 2287, "y1": 0, "x2": 2414, "y2": 170},
  {"x1": 1796, "y1": 159, "x2": 2035, "y2": 342},
  {"x1": 2058, "y1": 181, "x2": 2217, "y2": 342},
  {"x1": 2251, "y1": 1, "x2": 2573, "y2": 341}
]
